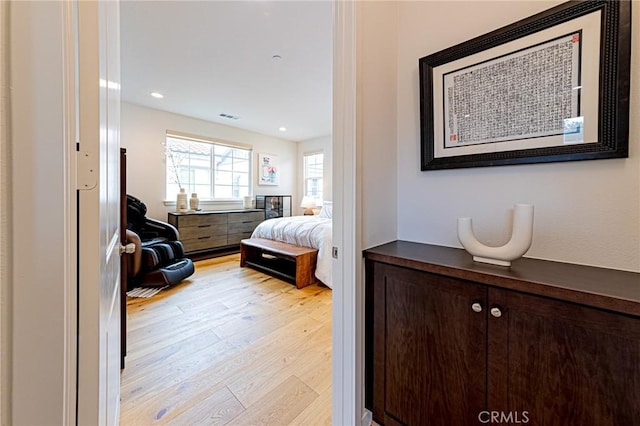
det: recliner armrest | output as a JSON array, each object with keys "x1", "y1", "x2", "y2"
[{"x1": 125, "y1": 230, "x2": 142, "y2": 277}]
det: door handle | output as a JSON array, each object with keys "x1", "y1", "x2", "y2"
[{"x1": 119, "y1": 243, "x2": 136, "y2": 255}]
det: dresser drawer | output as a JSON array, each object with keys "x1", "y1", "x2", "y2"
[
  {"x1": 181, "y1": 235, "x2": 228, "y2": 252},
  {"x1": 227, "y1": 231, "x2": 255, "y2": 245},
  {"x1": 178, "y1": 223, "x2": 227, "y2": 240},
  {"x1": 228, "y1": 220, "x2": 261, "y2": 234},
  {"x1": 228, "y1": 211, "x2": 264, "y2": 223},
  {"x1": 177, "y1": 213, "x2": 227, "y2": 228}
]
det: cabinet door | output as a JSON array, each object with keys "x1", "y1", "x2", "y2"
[
  {"x1": 368, "y1": 262, "x2": 487, "y2": 425},
  {"x1": 488, "y1": 288, "x2": 640, "y2": 425}
]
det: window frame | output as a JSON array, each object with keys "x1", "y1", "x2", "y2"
[
  {"x1": 303, "y1": 151, "x2": 324, "y2": 204},
  {"x1": 164, "y1": 131, "x2": 253, "y2": 203}
]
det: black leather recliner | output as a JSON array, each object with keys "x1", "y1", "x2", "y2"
[{"x1": 126, "y1": 194, "x2": 195, "y2": 287}]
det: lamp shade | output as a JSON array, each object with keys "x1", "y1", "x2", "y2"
[
  {"x1": 300, "y1": 196, "x2": 317, "y2": 215},
  {"x1": 300, "y1": 196, "x2": 317, "y2": 208}
]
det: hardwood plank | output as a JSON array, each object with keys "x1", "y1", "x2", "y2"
[
  {"x1": 289, "y1": 384, "x2": 332, "y2": 426},
  {"x1": 226, "y1": 321, "x2": 331, "y2": 407},
  {"x1": 291, "y1": 339, "x2": 332, "y2": 394},
  {"x1": 163, "y1": 386, "x2": 245, "y2": 426},
  {"x1": 120, "y1": 254, "x2": 332, "y2": 424},
  {"x1": 121, "y1": 376, "x2": 228, "y2": 425},
  {"x1": 121, "y1": 339, "x2": 241, "y2": 405},
  {"x1": 127, "y1": 305, "x2": 228, "y2": 350},
  {"x1": 226, "y1": 375, "x2": 319, "y2": 426},
  {"x1": 121, "y1": 330, "x2": 222, "y2": 386},
  {"x1": 122, "y1": 319, "x2": 324, "y2": 422}
]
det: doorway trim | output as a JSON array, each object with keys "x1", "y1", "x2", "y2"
[
  {"x1": 332, "y1": 1, "x2": 363, "y2": 424},
  {"x1": 61, "y1": 1, "x2": 79, "y2": 424}
]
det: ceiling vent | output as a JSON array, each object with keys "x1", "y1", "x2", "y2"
[{"x1": 219, "y1": 113, "x2": 240, "y2": 120}]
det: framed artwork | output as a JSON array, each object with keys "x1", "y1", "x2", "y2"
[
  {"x1": 419, "y1": 0, "x2": 631, "y2": 170},
  {"x1": 258, "y1": 153, "x2": 279, "y2": 185}
]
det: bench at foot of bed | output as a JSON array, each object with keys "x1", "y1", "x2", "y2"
[{"x1": 240, "y1": 238, "x2": 318, "y2": 288}]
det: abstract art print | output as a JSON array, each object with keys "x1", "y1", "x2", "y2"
[{"x1": 258, "y1": 153, "x2": 279, "y2": 185}]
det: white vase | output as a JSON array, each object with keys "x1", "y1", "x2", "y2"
[
  {"x1": 176, "y1": 188, "x2": 188, "y2": 212},
  {"x1": 189, "y1": 193, "x2": 199, "y2": 211},
  {"x1": 457, "y1": 204, "x2": 534, "y2": 267},
  {"x1": 243, "y1": 195, "x2": 254, "y2": 209}
]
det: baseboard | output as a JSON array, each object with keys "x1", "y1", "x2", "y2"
[{"x1": 362, "y1": 409, "x2": 373, "y2": 426}]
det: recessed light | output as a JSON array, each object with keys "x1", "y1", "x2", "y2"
[
  {"x1": 150, "y1": 92, "x2": 164, "y2": 99},
  {"x1": 279, "y1": 127, "x2": 287, "y2": 132}
]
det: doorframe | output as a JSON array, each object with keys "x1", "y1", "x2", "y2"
[
  {"x1": 61, "y1": 1, "x2": 79, "y2": 424},
  {"x1": 51, "y1": 1, "x2": 362, "y2": 424},
  {"x1": 332, "y1": 1, "x2": 363, "y2": 425}
]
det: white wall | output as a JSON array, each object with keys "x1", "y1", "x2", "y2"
[
  {"x1": 350, "y1": 3, "x2": 399, "y2": 423},
  {"x1": 10, "y1": 2, "x2": 71, "y2": 423},
  {"x1": 297, "y1": 135, "x2": 333, "y2": 214},
  {"x1": 395, "y1": 1, "x2": 640, "y2": 272},
  {"x1": 359, "y1": 1, "x2": 399, "y2": 250},
  {"x1": 121, "y1": 102, "x2": 299, "y2": 220}
]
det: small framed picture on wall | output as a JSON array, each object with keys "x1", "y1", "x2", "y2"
[{"x1": 258, "y1": 153, "x2": 279, "y2": 186}]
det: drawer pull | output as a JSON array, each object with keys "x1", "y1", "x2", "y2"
[
  {"x1": 471, "y1": 302, "x2": 482, "y2": 313},
  {"x1": 198, "y1": 236, "x2": 211, "y2": 240},
  {"x1": 198, "y1": 225, "x2": 211, "y2": 228},
  {"x1": 490, "y1": 306, "x2": 503, "y2": 318}
]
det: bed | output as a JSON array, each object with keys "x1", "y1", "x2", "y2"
[{"x1": 249, "y1": 202, "x2": 332, "y2": 288}]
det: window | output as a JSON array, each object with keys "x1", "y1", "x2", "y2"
[
  {"x1": 165, "y1": 134, "x2": 251, "y2": 200},
  {"x1": 303, "y1": 152, "x2": 323, "y2": 203}
]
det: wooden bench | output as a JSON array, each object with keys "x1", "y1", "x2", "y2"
[{"x1": 240, "y1": 238, "x2": 318, "y2": 288}]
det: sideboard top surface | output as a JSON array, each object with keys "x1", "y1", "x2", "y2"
[
  {"x1": 364, "y1": 241, "x2": 640, "y2": 317},
  {"x1": 168, "y1": 209, "x2": 263, "y2": 216}
]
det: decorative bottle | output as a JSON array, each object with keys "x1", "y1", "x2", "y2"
[
  {"x1": 176, "y1": 188, "x2": 188, "y2": 212},
  {"x1": 189, "y1": 193, "x2": 199, "y2": 211}
]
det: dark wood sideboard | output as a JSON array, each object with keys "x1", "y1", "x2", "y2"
[
  {"x1": 168, "y1": 209, "x2": 264, "y2": 259},
  {"x1": 364, "y1": 241, "x2": 640, "y2": 426}
]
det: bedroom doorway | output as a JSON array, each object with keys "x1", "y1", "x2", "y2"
[{"x1": 123, "y1": 2, "x2": 340, "y2": 420}]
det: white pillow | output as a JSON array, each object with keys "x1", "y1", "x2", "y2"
[{"x1": 319, "y1": 201, "x2": 332, "y2": 219}]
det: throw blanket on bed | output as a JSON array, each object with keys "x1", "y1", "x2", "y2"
[{"x1": 251, "y1": 215, "x2": 333, "y2": 288}]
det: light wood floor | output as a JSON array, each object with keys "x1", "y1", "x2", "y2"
[{"x1": 120, "y1": 253, "x2": 332, "y2": 425}]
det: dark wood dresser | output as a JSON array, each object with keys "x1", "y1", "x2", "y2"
[{"x1": 364, "y1": 241, "x2": 640, "y2": 426}]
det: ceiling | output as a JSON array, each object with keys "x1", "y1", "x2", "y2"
[{"x1": 120, "y1": 1, "x2": 333, "y2": 142}]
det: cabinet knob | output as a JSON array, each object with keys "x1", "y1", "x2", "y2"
[
  {"x1": 471, "y1": 302, "x2": 483, "y2": 313},
  {"x1": 490, "y1": 307, "x2": 503, "y2": 318}
]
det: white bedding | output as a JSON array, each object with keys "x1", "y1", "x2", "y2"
[{"x1": 250, "y1": 215, "x2": 333, "y2": 288}]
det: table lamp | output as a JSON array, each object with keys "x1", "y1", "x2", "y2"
[{"x1": 300, "y1": 196, "x2": 316, "y2": 215}]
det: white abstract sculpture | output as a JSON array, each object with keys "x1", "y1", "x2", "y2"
[{"x1": 457, "y1": 204, "x2": 534, "y2": 267}]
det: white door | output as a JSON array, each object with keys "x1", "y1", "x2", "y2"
[{"x1": 76, "y1": 1, "x2": 122, "y2": 425}]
